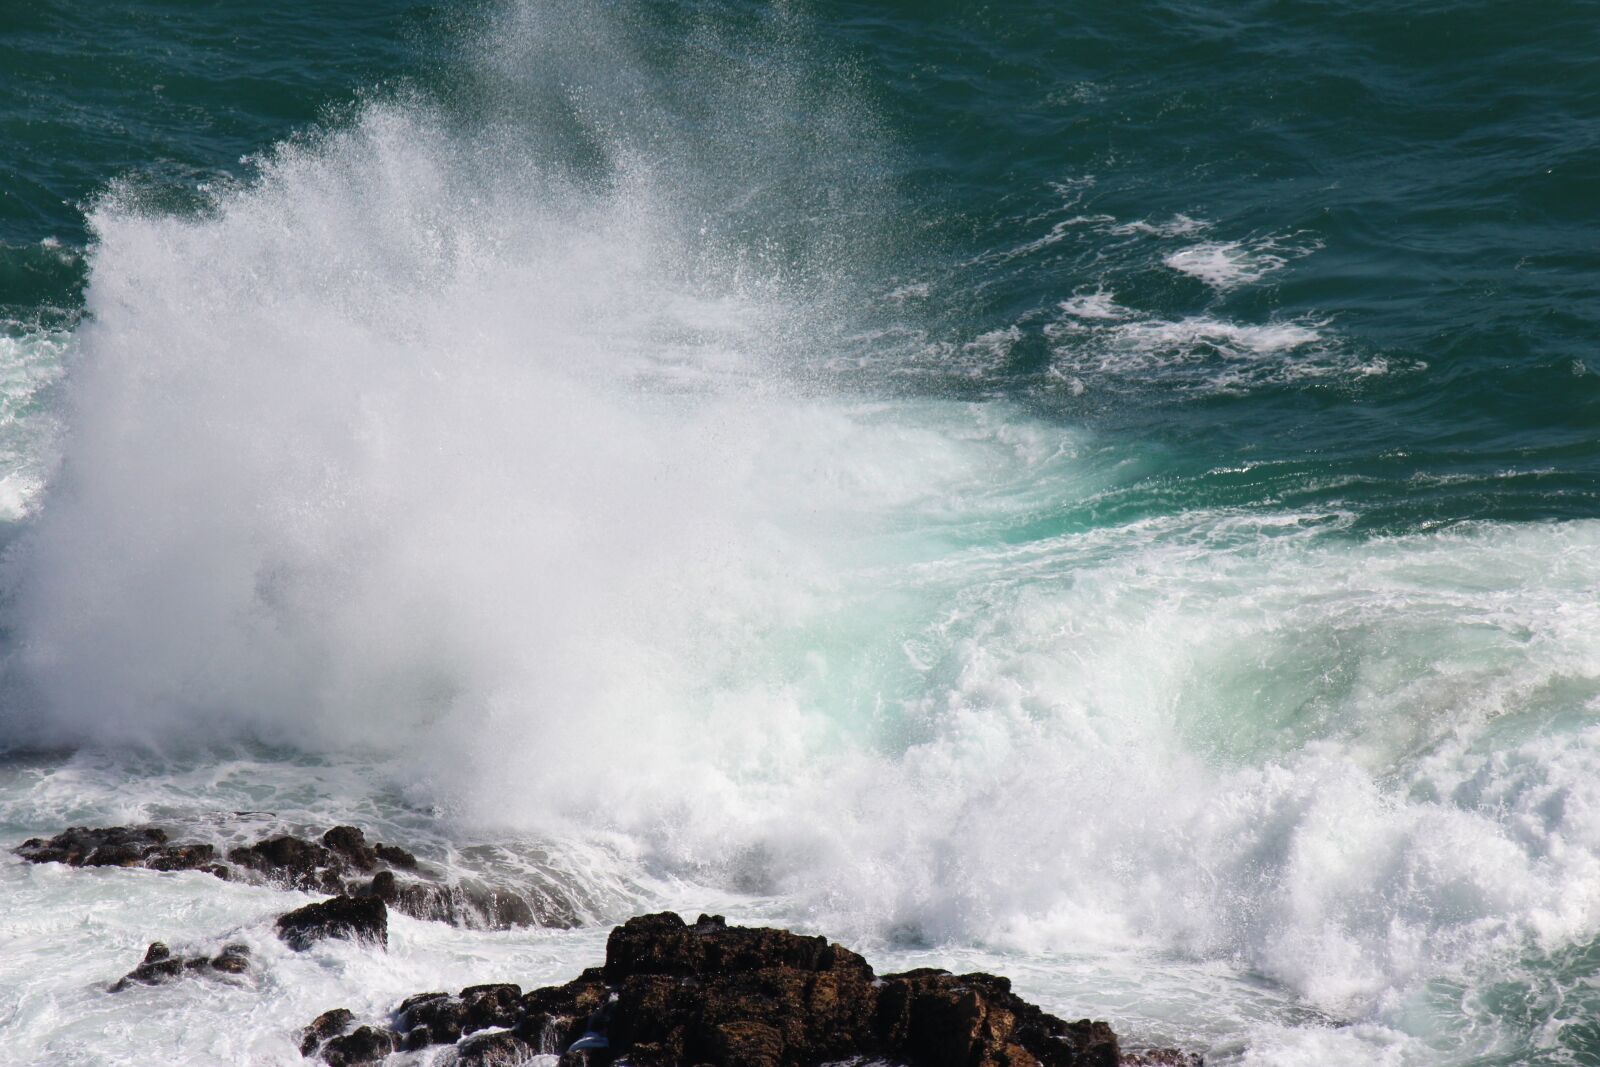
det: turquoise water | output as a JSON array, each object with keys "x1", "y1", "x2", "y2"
[{"x1": 2, "y1": 2, "x2": 1599, "y2": 1064}]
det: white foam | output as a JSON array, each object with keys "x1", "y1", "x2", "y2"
[
  {"x1": 1163, "y1": 233, "x2": 1320, "y2": 291},
  {"x1": 1164, "y1": 241, "x2": 1283, "y2": 289},
  {"x1": 1108, "y1": 214, "x2": 1209, "y2": 237},
  {"x1": 0, "y1": 329, "x2": 68, "y2": 521},
  {"x1": 1000, "y1": 215, "x2": 1117, "y2": 259},
  {"x1": 10, "y1": 511, "x2": 1600, "y2": 1064},
  {"x1": 1058, "y1": 290, "x2": 1129, "y2": 321},
  {"x1": 1043, "y1": 310, "x2": 1391, "y2": 395},
  {"x1": 884, "y1": 281, "x2": 931, "y2": 303},
  {"x1": 0, "y1": 849, "x2": 620, "y2": 1064},
  {"x1": 1006, "y1": 210, "x2": 1211, "y2": 263},
  {"x1": 1117, "y1": 315, "x2": 1322, "y2": 354}
]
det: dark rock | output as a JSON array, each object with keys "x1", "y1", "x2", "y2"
[
  {"x1": 458, "y1": 1028, "x2": 536, "y2": 1065},
  {"x1": 396, "y1": 990, "x2": 451, "y2": 1020},
  {"x1": 462, "y1": 982, "x2": 524, "y2": 998},
  {"x1": 211, "y1": 943, "x2": 252, "y2": 974},
  {"x1": 353, "y1": 868, "x2": 561, "y2": 931},
  {"x1": 400, "y1": 991, "x2": 466, "y2": 1045},
  {"x1": 514, "y1": 970, "x2": 609, "y2": 1052},
  {"x1": 18, "y1": 826, "x2": 228, "y2": 881},
  {"x1": 145, "y1": 843, "x2": 219, "y2": 872},
  {"x1": 353, "y1": 868, "x2": 447, "y2": 921},
  {"x1": 1121, "y1": 1051, "x2": 1203, "y2": 1067},
  {"x1": 461, "y1": 983, "x2": 523, "y2": 1033},
  {"x1": 320, "y1": 1025, "x2": 395, "y2": 1065},
  {"x1": 471, "y1": 884, "x2": 543, "y2": 928},
  {"x1": 875, "y1": 968, "x2": 1120, "y2": 1067},
  {"x1": 363, "y1": 870, "x2": 399, "y2": 897},
  {"x1": 110, "y1": 940, "x2": 251, "y2": 992},
  {"x1": 403, "y1": 988, "x2": 519, "y2": 1048},
  {"x1": 110, "y1": 942, "x2": 183, "y2": 990},
  {"x1": 323, "y1": 826, "x2": 380, "y2": 872},
  {"x1": 374, "y1": 843, "x2": 418, "y2": 869},
  {"x1": 602, "y1": 910, "x2": 705, "y2": 979},
  {"x1": 86, "y1": 844, "x2": 154, "y2": 867},
  {"x1": 277, "y1": 895, "x2": 388, "y2": 951},
  {"x1": 301, "y1": 1008, "x2": 356, "y2": 1056},
  {"x1": 230, "y1": 835, "x2": 346, "y2": 893},
  {"x1": 16, "y1": 822, "x2": 579, "y2": 933},
  {"x1": 304, "y1": 913, "x2": 1189, "y2": 1067},
  {"x1": 17, "y1": 826, "x2": 168, "y2": 867}
]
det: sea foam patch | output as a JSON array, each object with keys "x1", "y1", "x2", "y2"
[
  {"x1": 1163, "y1": 232, "x2": 1321, "y2": 291},
  {"x1": 1043, "y1": 309, "x2": 1403, "y2": 395}
]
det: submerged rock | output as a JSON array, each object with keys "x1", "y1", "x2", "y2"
[
  {"x1": 301, "y1": 912, "x2": 1198, "y2": 1067},
  {"x1": 277, "y1": 895, "x2": 389, "y2": 951},
  {"x1": 350, "y1": 868, "x2": 547, "y2": 930},
  {"x1": 110, "y1": 941, "x2": 251, "y2": 991},
  {"x1": 15, "y1": 822, "x2": 577, "y2": 931}
]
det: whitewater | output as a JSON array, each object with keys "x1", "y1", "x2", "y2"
[{"x1": 4, "y1": 1, "x2": 1600, "y2": 1064}]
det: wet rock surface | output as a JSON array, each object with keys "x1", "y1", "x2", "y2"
[
  {"x1": 110, "y1": 941, "x2": 252, "y2": 991},
  {"x1": 277, "y1": 894, "x2": 389, "y2": 951},
  {"x1": 301, "y1": 1011, "x2": 401, "y2": 1065},
  {"x1": 301, "y1": 912, "x2": 1200, "y2": 1067},
  {"x1": 14, "y1": 823, "x2": 577, "y2": 930},
  {"x1": 17, "y1": 825, "x2": 228, "y2": 876},
  {"x1": 302, "y1": 1010, "x2": 358, "y2": 1056},
  {"x1": 322, "y1": 1026, "x2": 397, "y2": 1066}
]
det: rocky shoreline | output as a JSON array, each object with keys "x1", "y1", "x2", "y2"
[
  {"x1": 301, "y1": 912, "x2": 1200, "y2": 1067},
  {"x1": 17, "y1": 822, "x2": 571, "y2": 929},
  {"x1": 16, "y1": 825, "x2": 1202, "y2": 1067}
]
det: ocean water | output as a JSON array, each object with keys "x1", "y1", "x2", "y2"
[{"x1": 1, "y1": 0, "x2": 1598, "y2": 1063}]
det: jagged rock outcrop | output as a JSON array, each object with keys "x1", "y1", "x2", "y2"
[
  {"x1": 14, "y1": 823, "x2": 576, "y2": 930},
  {"x1": 16, "y1": 826, "x2": 227, "y2": 876},
  {"x1": 109, "y1": 941, "x2": 251, "y2": 991},
  {"x1": 277, "y1": 895, "x2": 389, "y2": 951},
  {"x1": 300, "y1": 912, "x2": 1200, "y2": 1067}
]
